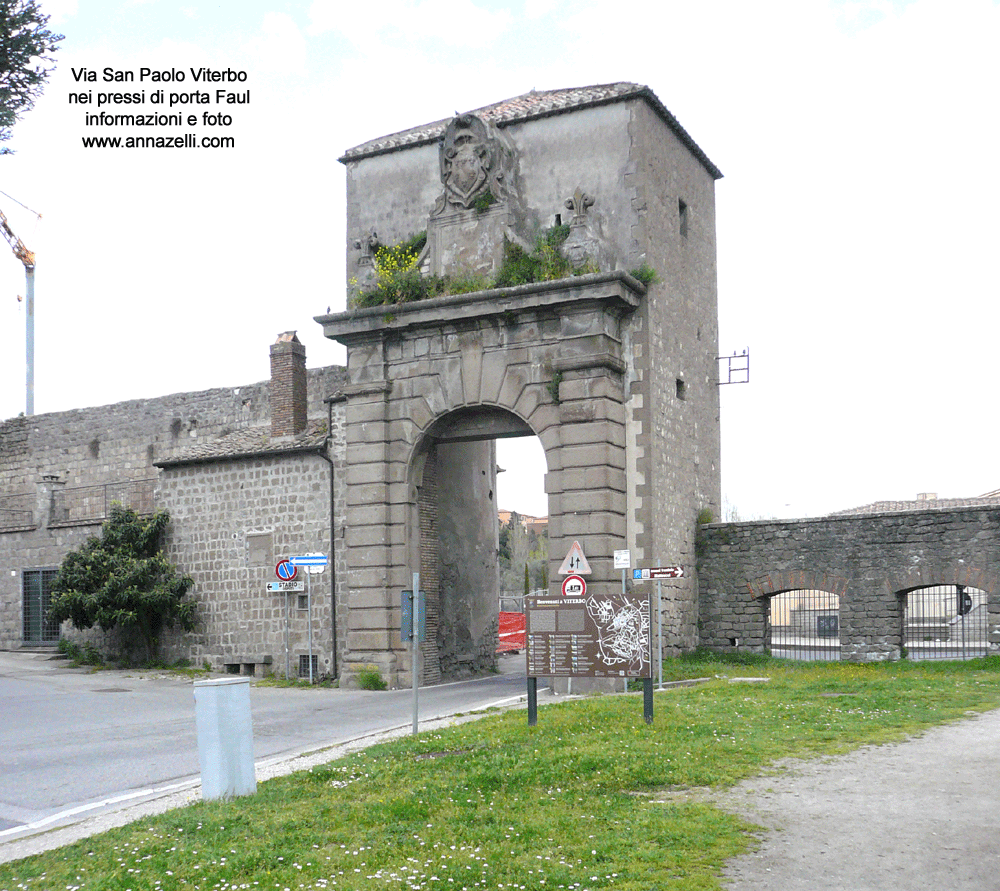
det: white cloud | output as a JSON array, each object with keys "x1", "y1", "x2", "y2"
[
  {"x1": 244, "y1": 11, "x2": 308, "y2": 77},
  {"x1": 41, "y1": 0, "x2": 77, "y2": 25},
  {"x1": 307, "y1": 0, "x2": 511, "y2": 46}
]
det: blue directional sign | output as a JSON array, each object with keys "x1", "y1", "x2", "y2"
[{"x1": 291, "y1": 553, "x2": 328, "y2": 567}]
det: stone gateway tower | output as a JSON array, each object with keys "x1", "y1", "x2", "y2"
[{"x1": 318, "y1": 83, "x2": 722, "y2": 688}]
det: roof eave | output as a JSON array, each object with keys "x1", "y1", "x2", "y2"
[{"x1": 338, "y1": 85, "x2": 722, "y2": 181}]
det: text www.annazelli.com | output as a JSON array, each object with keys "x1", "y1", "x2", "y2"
[{"x1": 81, "y1": 134, "x2": 235, "y2": 148}]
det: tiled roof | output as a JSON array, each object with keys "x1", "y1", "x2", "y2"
[
  {"x1": 831, "y1": 493, "x2": 1000, "y2": 517},
  {"x1": 156, "y1": 418, "x2": 329, "y2": 468},
  {"x1": 339, "y1": 82, "x2": 722, "y2": 180}
]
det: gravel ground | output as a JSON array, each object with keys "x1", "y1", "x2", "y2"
[{"x1": 714, "y1": 708, "x2": 1000, "y2": 890}]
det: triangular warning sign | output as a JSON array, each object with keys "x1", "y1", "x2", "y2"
[{"x1": 558, "y1": 540, "x2": 592, "y2": 576}]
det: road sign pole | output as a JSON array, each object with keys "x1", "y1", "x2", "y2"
[
  {"x1": 308, "y1": 571, "x2": 314, "y2": 684},
  {"x1": 284, "y1": 590, "x2": 290, "y2": 679},
  {"x1": 412, "y1": 571, "x2": 420, "y2": 735},
  {"x1": 657, "y1": 577, "x2": 663, "y2": 689}
]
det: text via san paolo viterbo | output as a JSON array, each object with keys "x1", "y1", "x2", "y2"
[{"x1": 70, "y1": 67, "x2": 248, "y2": 149}]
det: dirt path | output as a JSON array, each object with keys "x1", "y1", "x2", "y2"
[{"x1": 715, "y1": 708, "x2": 1000, "y2": 890}]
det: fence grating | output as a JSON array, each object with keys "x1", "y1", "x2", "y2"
[
  {"x1": 0, "y1": 494, "x2": 34, "y2": 531},
  {"x1": 23, "y1": 569, "x2": 61, "y2": 644},
  {"x1": 50, "y1": 478, "x2": 156, "y2": 526},
  {"x1": 768, "y1": 589, "x2": 841, "y2": 661},
  {"x1": 902, "y1": 585, "x2": 987, "y2": 661}
]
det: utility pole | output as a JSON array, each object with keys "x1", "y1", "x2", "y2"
[{"x1": 1, "y1": 207, "x2": 36, "y2": 415}]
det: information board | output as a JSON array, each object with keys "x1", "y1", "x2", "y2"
[{"x1": 526, "y1": 592, "x2": 651, "y2": 678}]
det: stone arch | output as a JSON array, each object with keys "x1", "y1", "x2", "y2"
[
  {"x1": 321, "y1": 93, "x2": 726, "y2": 687},
  {"x1": 403, "y1": 404, "x2": 551, "y2": 682},
  {"x1": 747, "y1": 571, "x2": 850, "y2": 601},
  {"x1": 323, "y1": 276, "x2": 652, "y2": 688},
  {"x1": 883, "y1": 564, "x2": 1000, "y2": 600}
]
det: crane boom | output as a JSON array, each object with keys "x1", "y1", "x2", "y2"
[
  {"x1": 1, "y1": 204, "x2": 37, "y2": 414},
  {"x1": 0, "y1": 207, "x2": 35, "y2": 269}
]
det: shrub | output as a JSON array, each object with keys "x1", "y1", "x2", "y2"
[
  {"x1": 49, "y1": 506, "x2": 196, "y2": 663},
  {"x1": 356, "y1": 665, "x2": 387, "y2": 691}
]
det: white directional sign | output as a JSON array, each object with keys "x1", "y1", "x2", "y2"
[
  {"x1": 267, "y1": 580, "x2": 305, "y2": 593},
  {"x1": 558, "y1": 540, "x2": 592, "y2": 576},
  {"x1": 291, "y1": 553, "x2": 328, "y2": 574}
]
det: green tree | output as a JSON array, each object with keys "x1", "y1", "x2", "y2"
[
  {"x1": 50, "y1": 506, "x2": 196, "y2": 662},
  {"x1": 0, "y1": 0, "x2": 63, "y2": 152}
]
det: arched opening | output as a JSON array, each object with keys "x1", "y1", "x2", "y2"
[
  {"x1": 767, "y1": 589, "x2": 841, "y2": 661},
  {"x1": 901, "y1": 585, "x2": 988, "y2": 661},
  {"x1": 410, "y1": 407, "x2": 548, "y2": 682}
]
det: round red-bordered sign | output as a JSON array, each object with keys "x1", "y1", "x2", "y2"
[
  {"x1": 275, "y1": 559, "x2": 297, "y2": 581},
  {"x1": 561, "y1": 574, "x2": 587, "y2": 597}
]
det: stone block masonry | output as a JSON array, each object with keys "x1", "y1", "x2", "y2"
[
  {"x1": 0, "y1": 354, "x2": 346, "y2": 658},
  {"x1": 697, "y1": 507, "x2": 1000, "y2": 661}
]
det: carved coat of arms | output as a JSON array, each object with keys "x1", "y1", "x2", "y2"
[{"x1": 434, "y1": 114, "x2": 510, "y2": 214}]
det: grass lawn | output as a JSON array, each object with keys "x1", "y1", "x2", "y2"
[{"x1": 4, "y1": 653, "x2": 1000, "y2": 891}]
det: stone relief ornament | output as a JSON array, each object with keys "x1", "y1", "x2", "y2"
[
  {"x1": 433, "y1": 114, "x2": 512, "y2": 215},
  {"x1": 561, "y1": 187, "x2": 605, "y2": 268},
  {"x1": 354, "y1": 229, "x2": 381, "y2": 268},
  {"x1": 564, "y1": 187, "x2": 595, "y2": 224},
  {"x1": 352, "y1": 228, "x2": 381, "y2": 289}
]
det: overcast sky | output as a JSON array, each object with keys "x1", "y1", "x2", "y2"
[{"x1": 1, "y1": 0, "x2": 997, "y2": 521}]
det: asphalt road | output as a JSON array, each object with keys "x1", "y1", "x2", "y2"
[{"x1": 0, "y1": 650, "x2": 538, "y2": 859}]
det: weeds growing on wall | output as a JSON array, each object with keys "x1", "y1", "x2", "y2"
[
  {"x1": 350, "y1": 224, "x2": 615, "y2": 309},
  {"x1": 355, "y1": 664, "x2": 388, "y2": 690},
  {"x1": 629, "y1": 263, "x2": 659, "y2": 285}
]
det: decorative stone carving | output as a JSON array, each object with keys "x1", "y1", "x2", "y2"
[
  {"x1": 425, "y1": 113, "x2": 527, "y2": 277},
  {"x1": 561, "y1": 187, "x2": 608, "y2": 269},
  {"x1": 432, "y1": 114, "x2": 512, "y2": 215},
  {"x1": 565, "y1": 187, "x2": 595, "y2": 223},
  {"x1": 352, "y1": 228, "x2": 381, "y2": 289},
  {"x1": 354, "y1": 229, "x2": 381, "y2": 268}
]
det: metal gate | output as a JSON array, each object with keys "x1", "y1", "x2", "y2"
[
  {"x1": 902, "y1": 585, "x2": 987, "y2": 661},
  {"x1": 768, "y1": 589, "x2": 841, "y2": 661},
  {"x1": 22, "y1": 568, "x2": 61, "y2": 644}
]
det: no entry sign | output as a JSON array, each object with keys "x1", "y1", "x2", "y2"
[{"x1": 561, "y1": 574, "x2": 587, "y2": 597}]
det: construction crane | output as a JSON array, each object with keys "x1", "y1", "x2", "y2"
[{"x1": 1, "y1": 206, "x2": 36, "y2": 415}]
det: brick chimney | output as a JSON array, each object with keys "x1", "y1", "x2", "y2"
[{"x1": 270, "y1": 331, "x2": 307, "y2": 438}]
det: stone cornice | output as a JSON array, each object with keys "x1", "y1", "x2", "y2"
[{"x1": 316, "y1": 272, "x2": 644, "y2": 347}]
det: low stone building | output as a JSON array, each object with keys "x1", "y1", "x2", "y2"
[{"x1": 1, "y1": 332, "x2": 348, "y2": 677}]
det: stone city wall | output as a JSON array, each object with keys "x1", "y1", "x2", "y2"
[{"x1": 697, "y1": 507, "x2": 1000, "y2": 660}]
